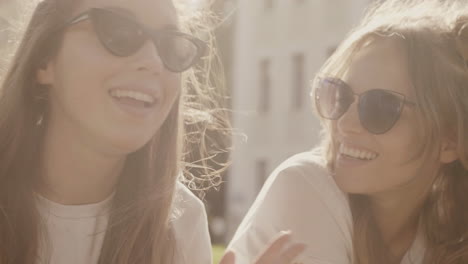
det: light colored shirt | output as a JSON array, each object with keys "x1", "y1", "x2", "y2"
[
  {"x1": 36, "y1": 182, "x2": 212, "y2": 264},
  {"x1": 227, "y1": 152, "x2": 425, "y2": 264}
]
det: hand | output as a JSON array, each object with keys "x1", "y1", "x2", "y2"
[{"x1": 219, "y1": 232, "x2": 306, "y2": 264}]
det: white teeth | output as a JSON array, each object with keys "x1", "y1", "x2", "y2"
[
  {"x1": 339, "y1": 144, "x2": 378, "y2": 160},
  {"x1": 110, "y1": 89, "x2": 154, "y2": 104}
]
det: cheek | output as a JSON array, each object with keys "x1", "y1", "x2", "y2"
[
  {"x1": 51, "y1": 31, "x2": 124, "y2": 107},
  {"x1": 57, "y1": 32, "x2": 119, "y2": 83},
  {"x1": 371, "y1": 117, "x2": 426, "y2": 183},
  {"x1": 156, "y1": 74, "x2": 181, "y2": 131},
  {"x1": 164, "y1": 74, "x2": 181, "y2": 103},
  {"x1": 380, "y1": 112, "x2": 423, "y2": 163}
]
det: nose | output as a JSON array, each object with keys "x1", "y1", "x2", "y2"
[
  {"x1": 131, "y1": 40, "x2": 165, "y2": 75},
  {"x1": 337, "y1": 100, "x2": 365, "y2": 135}
]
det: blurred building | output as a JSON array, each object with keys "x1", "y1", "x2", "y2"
[
  {"x1": 0, "y1": 0, "x2": 22, "y2": 68},
  {"x1": 0, "y1": 0, "x2": 16, "y2": 24},
  {"x1": 225, "y1": 0, "x2": 374, "y2": 240},
  {"x1": 203, "y1": 0, "x2": 236, "y2": 245},
  {"x1": 0, "y1": 0, "x2": 17, "y2": 50}
]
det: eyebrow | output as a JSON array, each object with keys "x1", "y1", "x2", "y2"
[
  {"x1": 162, "y1": 24, "x2": 180, "y2": 31},
  {"x1": 102, "y1": 6, "x2": 180, "y2": 31},
  {"x1": 103, "y1": 6, "x2": 136, "y2": 18}
]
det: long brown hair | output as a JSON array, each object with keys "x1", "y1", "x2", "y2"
[
  {"x1": 312, "y1": 0, "x2": 468, "y2": 263},
  {"x1": 0, "y1": 0, "x2": 227, "y2": 263}
]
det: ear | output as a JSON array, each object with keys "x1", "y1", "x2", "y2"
[
  {"x1": 36, "y1": 59, "x2": 55, "y2": 85},
  {"x1": 455, "y1": 16, "x2": 468, "y2": 64},
  {"x1": 439, "y1": 138, "x2": 459, "y2": 164}
]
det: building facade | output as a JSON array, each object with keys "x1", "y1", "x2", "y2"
[
  {"x1": 226, "y1": 0, "x2": 373, "y2": 240},
  {"x1": 0, "y1": 0, "x2": 17, "y2": 50}
]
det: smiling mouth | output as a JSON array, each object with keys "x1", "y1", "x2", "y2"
[
  {"x1": 339, "y1": 144, "x2": 379, "y2": 161},
  {"x1": 109, "y1": 89, "x2": 156, "y2": 108}
]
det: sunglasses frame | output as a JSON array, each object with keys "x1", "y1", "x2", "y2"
[
  {"x1": 63, "y1": 8, "x2": 207, "y2": 73},
  {"x1": 314, "y1": 76, "x2": 416, "y2": 134}
]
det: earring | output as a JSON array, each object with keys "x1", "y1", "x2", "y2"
[
  {"x1": 33, "y1": 87, "x2": 48, "y2": 127},
  {"x1": 36, "y1": 114, "x2": 44, "y2": 126},
  {"x1": 455, "y1": 18, "x2": 468, "y2": 68}
]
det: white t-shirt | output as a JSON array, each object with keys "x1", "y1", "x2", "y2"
[
  {"x1": 227, "y1": 152, "x2": 425, "y2": 264},
  {"x1": 36, "y1": 182, "x2": 212, "y2": 264}
]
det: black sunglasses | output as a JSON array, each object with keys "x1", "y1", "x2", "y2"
[
  {"x1": 314, "y1": 76, "x2": 416, "y2": 134},
  {"x1": 64, "y1": 8, "x2": 207, "y2": 73}
]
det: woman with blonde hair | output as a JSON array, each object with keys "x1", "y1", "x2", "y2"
[
  {"x1": 0, "y1": 0, "x2": 232, "y2": 263},
  {"x1": 228, "y1": 0, "x2": 468, "y2": 263}
]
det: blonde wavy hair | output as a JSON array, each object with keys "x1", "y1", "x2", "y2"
[
  {"x1": 312, "y1": 0, "x2": 468, "y2": 263},
  {"x1": 0, "y1": 0, "x2": 229, "y2": 263}
]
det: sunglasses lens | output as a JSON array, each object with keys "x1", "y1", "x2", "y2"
[
  {"x1": 316, "y1": 77, "x2": 354, "y2": 120},
  {"x1": 91, "y1": 9, "x2": 204, "y2": 72},
  {"x1": 359, "y1": 90, "x2": 403, "y2": 134},
  {"x1": 93, "y1": 10, "x2": 145, "y2": 56},
  {"x1": 157, "y1": 33, "x2": 202, "y2": 72}
]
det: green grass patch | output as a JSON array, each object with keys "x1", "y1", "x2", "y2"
[{"x1": 212, "y1": 245, "x2": 226, "y2": 264}]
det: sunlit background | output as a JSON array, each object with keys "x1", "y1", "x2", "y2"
[
  {"x1": 209, "y1": 0, "x2": 375, "y2": 247},
  {"x1": 0, "y1": 0, "x2": 376, "y2": 255}
]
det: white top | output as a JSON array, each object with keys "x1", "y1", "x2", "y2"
[
  {"x1": 227, "y1": 152, "x2": 425, "y2": 264},
  {"x1": 36, "y1": 182, "x2": 212, "y2": 264}
]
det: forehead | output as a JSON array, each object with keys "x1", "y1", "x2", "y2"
[
  {"x1": 343, "y1": 37, "x2": 413, "y2": 97},
  {"x1": 75, "y1": 0, "x2": 179, "y2": 28}
]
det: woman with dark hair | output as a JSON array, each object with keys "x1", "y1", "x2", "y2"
[{"x1": 0, "y1": 0, "x2": 229, "y2": 263}]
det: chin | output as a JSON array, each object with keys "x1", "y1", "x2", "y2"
[
  {"x1": 333, "y1": 175, "x2": 397, "y2": 197},
  {"x1": 332, "y1": 171, "x2": 376, "y2": 195},
  {"x1": 105, "y1": 131, "x2": 155, "y2": 155},
  {"x1": 116, "y1": 140, "x2": 150, "y2": 154}
]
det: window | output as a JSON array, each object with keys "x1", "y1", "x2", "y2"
[
  {"x1": 292, "y1": 53, "x2": 305, "y2": 110},
  {"x1": 327, "y1": 45, "x2": 337, "y2": 58},
  {"x1": 259, "y1": 59, "x2": 271, "y2": 113},
  {"x1": 256, "y1": 159, "x2": 268, "y2": 191},
  {"x1": 265, "y1": 0, "x2": 273, "y2": 10},
  {"x1": 0, "y1": 17, "x2": 11, "y2": 49}
]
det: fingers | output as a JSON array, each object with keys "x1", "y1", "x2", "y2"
[
  {"x1": 255, "y1": 231, "x2": 307, "y2": 264},
  {"x1": 255, "y1": 232, "x2": 292, "y2": 263},
  {"x1": 219, "y1": 251, "x2": 236, "y2": 264},
  {"x1": 275, "y1": 242, "x2": 307, "y2": 264},
  {"x1": 222, "y1": 232, "x2": 307, "y2": 264}
]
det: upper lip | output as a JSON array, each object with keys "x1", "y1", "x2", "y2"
[
  {"x1": 337, "y1": 139, "x2": 379, "y2": 154},
  {"x1": 108, "y1": 84, "x2": 161, "y2": 101}
]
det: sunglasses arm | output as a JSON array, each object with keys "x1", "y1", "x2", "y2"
[{"x1": 67, "y1": 13, "x2": 91, "y2": 26}]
